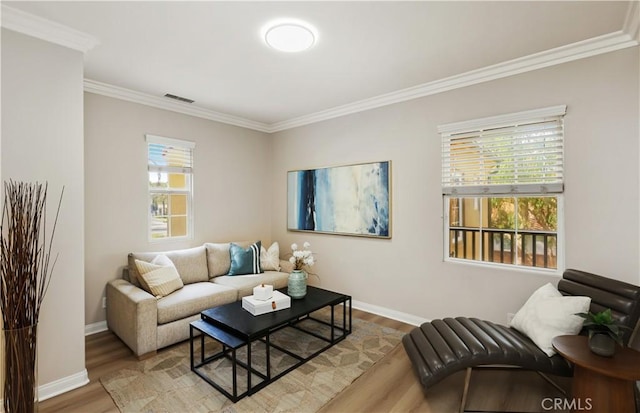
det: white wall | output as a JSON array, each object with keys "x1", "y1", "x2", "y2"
[
  {"x1": 271, "y1": 47, "x2": 640, "y2": 324},
  {"x1": 84, "y1": 93, "x2": 273, "y2": 325},
  {"x1": 1, "y1": 29, "x2": 87, "y2": 391}
]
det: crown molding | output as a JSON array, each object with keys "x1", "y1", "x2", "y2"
[
  {"x1": 623, "y1": 0, "x2": 639, "y2": 42},
  {"x1": 81, "y1": 1, "x2": 639, "y2": 134},
  {"x1": 269, "y1": 29, "x2": 638, "y2": 133},
  {"x1": 86, "y1": 21, "x2": 637, "y2": 135},
  {"x1": 1, "y1": 4, "x2": 99, "y2": 53},
  {"x1": 83, "y1": 79, "x2": 271, "y2": 133}
]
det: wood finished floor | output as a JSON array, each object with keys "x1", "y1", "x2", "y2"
[{"x1": 39, "y1": 309, "x2": 569, "y2": 413}]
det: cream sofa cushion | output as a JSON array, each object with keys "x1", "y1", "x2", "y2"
[
  {"x1": 156, "y1": 282, "x2": 237, "y2": 325},
  {"x1": 135, "y1": 255, "x2": 184, "y2": 298},
  {"x1": 260, "y1": 242, "x2": 281, "y2": 271},
  {"x1": 213, "y1": 271, "x2": 289, "y2": 298},
  {"x1": 205, "y1": 241, "x2": 253, "y2": 278},
  {"x1": 129, "y1": 245, "x2": 208, "y2": 285}
]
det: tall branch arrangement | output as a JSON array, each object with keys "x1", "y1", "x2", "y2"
[{"x1": 0, "y1": 181, "x2": 63, "y2": 413}]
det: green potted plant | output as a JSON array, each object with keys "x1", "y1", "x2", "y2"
[{"x1": 576, "y1": 308, "x2": 630, "y2": 357}]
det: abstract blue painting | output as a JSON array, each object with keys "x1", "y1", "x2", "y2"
[{"x1": 287, "y1": 161, "x2": 391, "y2": 238}]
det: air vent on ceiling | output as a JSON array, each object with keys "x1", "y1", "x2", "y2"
[{"x1": 164, "y1": 93, "x2": 195, "y2": 104}]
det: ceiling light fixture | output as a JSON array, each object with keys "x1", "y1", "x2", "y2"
[{"x1": 263, "y1": 20, "x2": 317, "y2": 52}]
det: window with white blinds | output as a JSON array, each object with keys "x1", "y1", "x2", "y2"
[
  {"x1": 439, "y1": 105, "x2": 566, "y2": 195},
  {"x1": 146, "y1": 134, "x2": 195, "y2": 241},
  {"x1": 438, "y1": 106, "x2": 566, "y2": 272},
  {"x1": 147, "y1": 135, "x2": 194, "y2": 174}
]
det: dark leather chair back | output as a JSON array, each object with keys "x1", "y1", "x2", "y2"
[{"x1": 557, "y1": 269, "x2": 640, "y2": 346}]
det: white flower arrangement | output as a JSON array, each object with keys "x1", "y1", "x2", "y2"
[{"x1": 289, "y1": 242, "x2": 315, "y2": 271}]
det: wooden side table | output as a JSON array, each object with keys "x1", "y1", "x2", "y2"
[{"x1": 552, "y1": 335, "x2": 640, "y2": 413}]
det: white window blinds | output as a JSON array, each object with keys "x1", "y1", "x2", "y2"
[
  {"x1": 439, "y1": 105, "x2": 566, "y2": 195},
  {"x1": 146, "y1": 134, "x2": 195, "y2": 174}
]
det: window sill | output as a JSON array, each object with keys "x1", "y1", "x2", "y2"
[{"x1": 444, "y1": 257, "x2": 562, "y2": 277}]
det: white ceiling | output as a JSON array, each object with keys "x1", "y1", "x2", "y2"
[{"x1": 4, "y1": 1, "x2": 635, "y2": 129}]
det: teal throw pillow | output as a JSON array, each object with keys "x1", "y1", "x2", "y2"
[{"x1": 228, "y1": 241, "x2": 263, "y2": 275}]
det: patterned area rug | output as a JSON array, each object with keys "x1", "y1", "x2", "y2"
[{"x1": 100, "y1": 310, "x2": 403, "y2": 413}]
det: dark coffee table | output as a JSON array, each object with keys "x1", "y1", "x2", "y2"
[{"x1": 190, "y1": 286, "x2": 352, "y2": 402}]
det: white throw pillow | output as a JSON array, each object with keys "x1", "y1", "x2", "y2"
[
  {"x1": 509, "y1": 283, "x2": 591, "y2": 356},
  {"x1": 135, "y1": 255, "x2": 184, "y2": 298},
  {"x1": 260, "y1": 242, "x2": 281, "y2": 271}
]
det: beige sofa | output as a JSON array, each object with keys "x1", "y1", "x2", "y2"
[{"x1": 106, "y1": 242, "x2": 292, "y2": 357}]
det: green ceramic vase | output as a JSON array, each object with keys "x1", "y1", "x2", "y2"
[{"x1": 287, "y1": 269, "x2": 307, "y2": 299}]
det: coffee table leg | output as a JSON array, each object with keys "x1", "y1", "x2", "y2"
[
  {"x1": 190, "y1": 325, "x2": 194, "y2": 370},
  {"x1": 232, "y1": 348, "x2": 237, "y2": 399},
  {"x1": 266, "y1": 333, "x2": 271, "y2": 379},
  {"x1": 348, "y1": 297, "x2": 352, "y2": 334},
  {"x1": 247, "y1": 341, "x2": 252, "y2": 394},
  {"x1": 331, "y1": 305, "x2": 335, "y2": 343},
  {"x1": 343, "y1": 301, "x2": 347, "y2": 336}
]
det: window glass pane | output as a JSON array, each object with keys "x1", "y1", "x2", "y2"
[
  {"x1": 149, "y1": 172, "x2": 168, "y2": 189},
  {"x1": 170, "y1": 194, "x2": 187, "y2": 215},
  {"x1": 449, "y1": 197, "x2": 482, "y2": 261},
  {"x1": 520, "y1": 233, "x2": 535, "y2": 266},
  {"x1": 449, "y1": 229, "x2": 458, "y2": 258},
  {"x1": 546, "y1": 236, "x2": 558, "y2": 269},
  {"x1": 168, "y1": 173, "x2": 188, "y2": 190},
  {"x1": 517, "y1": 233, "x2": 558, "y2": 269},
  {"x1": 484, "y1": 231, "x2": 514, "y2": 265},
  {"x1": 461, "y1": 197, "x2": 481, "y2": 228},
  {"x1": 517, "y1": 197, "x2": 557, "y2": 231},
  {"x1": 169, "y1": 216, "x2": 187, "y2": 237},
  {"x1": 484, "y1": 197, "x2": 515, "y2": 265},
  {"x1": 449, "y1": 198, "x2": 461, "y2": 227},
  {"x1": 151, "y1": 219, "x2": 168, "y2": 239},
  {"x1": 487, "y1": 197, "x2": 515, "y2": 230},
  {"x1": 148, "y1": 143, "x2": 165, "y2": 167},
  {"x1": 150, "y1": 194, "x2": 168, "y2": 239},
  {"x1": 151, "y1": 194, "x2": 168, "y2": 217},
  {"x1": 149, "y1": 172, "x2": 189, "y2": 191}
]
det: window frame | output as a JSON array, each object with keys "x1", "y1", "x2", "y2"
[
  {"x1": 146, "y1": 134, "x2": 195, "y2": 242},
  {"x1": 438, "y1": 106, "x2": 566, "y2": 274}
]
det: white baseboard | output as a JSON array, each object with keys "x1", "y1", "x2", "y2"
[
  {"x1": 84, "y1": 303, "x2": 424, "y2": 332},
  {"x1": 84, "y1": 305, "x2": 421, "y2": 334},
  {"x1": 32, "y1": 323, "x2": 103, "y2": 403},
  {"x1": 38, "y1": 369, "x2": 89, "y2": 401},
  {"x1": 352, "y1": 300, "x2": 429, "y2": 327},
  {"x1": 85, "y1": 321, "x2": 108, "y2": 336}
]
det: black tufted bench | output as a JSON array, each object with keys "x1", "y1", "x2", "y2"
[{"x1": 402, "y1": 269, "x2": 640, "y2": 409}]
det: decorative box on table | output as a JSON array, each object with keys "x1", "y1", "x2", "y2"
[
  {"x1": 253, "y1": 284, "x2": 273, "y2": 301},
  {"x1": 242, "y1": 290, "x2": 291, "y2": 316}
]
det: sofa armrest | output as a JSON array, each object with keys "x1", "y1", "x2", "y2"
[{"x1": 106, "y1": 279, "x2": 158, "y2": 357}]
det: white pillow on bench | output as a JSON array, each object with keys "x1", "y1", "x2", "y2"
[{"x1": 510, "y1": 283, "x2": 591, "y2": 356}]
